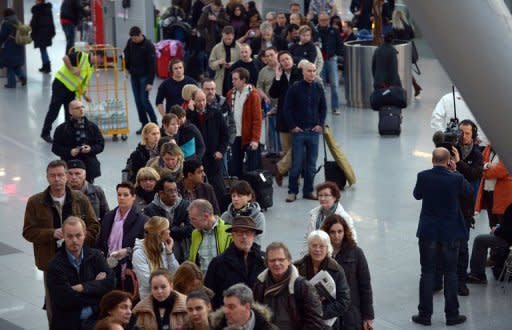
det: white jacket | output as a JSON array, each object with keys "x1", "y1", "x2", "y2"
[
  {"x1": 132, "y1": 238, "x2": 180, "y2": 299},
  {"x1": 301, "y1": 202, "x2": 357, "y2": 256},
  {"x1": 430, "y1": 92, "x2": 488, "y2": 145}
]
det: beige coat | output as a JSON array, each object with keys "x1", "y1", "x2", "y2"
[
  {"x1": 133, "y1": 291, "x2": 189, "y2": 329},
  {"x1": 208, "y1": 41, "x2": 241, "y2": 95}
]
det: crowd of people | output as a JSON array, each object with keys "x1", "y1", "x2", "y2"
[{"x1": 8, "y1": 0, "x2": 512, "y2": 329}]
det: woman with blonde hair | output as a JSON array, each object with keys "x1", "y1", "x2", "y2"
[
  {"x1": 134, "y1": 167, "x2": 161, "y2": 211},
  {"x1": 125, "y1": 122, "x2": 161, "y2": 183},
  {"x1": 147, "y1": 141, "x2": 185, "y2": 182},
  {"x1": 132, "y1": 216, "x2": 180, "y2": 299}
]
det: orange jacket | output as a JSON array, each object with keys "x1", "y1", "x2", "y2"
[
  {"x1": 226, "y1": 86, "x2": 262, "y2": 146},
  {"x1": 475, "y1": 145, "x2": 512, "y2": 215}
]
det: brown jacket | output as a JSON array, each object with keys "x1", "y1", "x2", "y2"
[
  {"x1": 253, "y1": 265, "x2": 324, "y2": 330},
  {"x1": 133, "y1": 291, "x2": 189, "y2": 329},
  {"x1": 22, "y1": 187, "x2": 100, "y2": 271},
  {"x1": 226, "y1": 86, "x2": 262, "y2": 146}
]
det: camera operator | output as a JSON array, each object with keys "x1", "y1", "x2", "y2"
[
  {"x1": 433, "y1": 119, "x2": 483, "y2": 296},
  {"x1": 431, "y1": 89, "x2": 488, "y2": 146}
]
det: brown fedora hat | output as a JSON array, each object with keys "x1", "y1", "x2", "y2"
[{"x1": 226, "y1": 216, "x2": 263, "y2": 235}]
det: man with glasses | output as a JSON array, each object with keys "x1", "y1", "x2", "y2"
[
  {"x1": 52, "y1": 99, "x2": 105, "y2": 183},
  {"x1": 253, "y1": 241, "x2": 324, "y2": 329},
  {"x1": 204, "y1": 216, "x2": 266, "y2": 308},
  {"x1": 144, "y1": 176, "x2": 193, "y2": 262}
]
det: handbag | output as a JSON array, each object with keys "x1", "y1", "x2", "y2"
[
  {"x1": 320, "y1": 132, "x2": 346, "y2": 190},
  {"x1": 370, "y1": 86, "x2": 407, "y2": 110}
]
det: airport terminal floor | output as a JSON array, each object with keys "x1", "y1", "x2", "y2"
[{"x1": 0, "y1": 1, "x2": 510, "y2": 329}]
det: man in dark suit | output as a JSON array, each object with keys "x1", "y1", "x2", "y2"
[{"x1": 412, "y1": 147, "x2": 472, "y2": 326}]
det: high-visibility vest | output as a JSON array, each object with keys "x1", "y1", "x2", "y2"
[{"x1": 55, "y1": 52, "x2": 93, "y2": 97}]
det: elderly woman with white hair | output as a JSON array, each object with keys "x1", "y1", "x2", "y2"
[{"x1": 294, "y1": 230, "x2": 351, "y2": 329}]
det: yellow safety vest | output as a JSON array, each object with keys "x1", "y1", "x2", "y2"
[{"x1": 55, "y1": 52, "x2": 93, "y2": 97}]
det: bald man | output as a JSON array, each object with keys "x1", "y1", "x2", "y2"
[
  {"x1": 412, "y1": 147, "x2": 472, "y2": 326},
  {"x1": 187, "y1": 89, "x2": 230, "y2": 203},
  {"x1": 283, "y1": 62, "x2": 326, "y2": 202},
  {"x1": 52, "y1": 100, "x2": 105, "y2": 183}
]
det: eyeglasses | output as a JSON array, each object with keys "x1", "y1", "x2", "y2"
[
  {"x1": 232, "y1": 230, "x2": 254, "y2": 237},
  {"x1": 72, "y1": 105, "x2": 86, "y2": 109}
]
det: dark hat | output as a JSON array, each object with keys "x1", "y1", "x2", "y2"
[
  {"x1": 67, "y1": 159, "x2": 86, "y2": 170},
  {"x1": 226, "y1": 216, "x2": 262, "y2": 235}
]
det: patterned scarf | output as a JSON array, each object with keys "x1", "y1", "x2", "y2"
[{"x1": 264, "y1": 266, "x2": 292, "y2": 298}]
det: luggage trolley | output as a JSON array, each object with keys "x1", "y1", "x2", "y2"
[{"x1": 86, "y1": 45, "x2": 130, "y2": 141}]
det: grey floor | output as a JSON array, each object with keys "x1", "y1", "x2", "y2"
[{"x1": 0, "y1": 1, "x2": 510, "y2": 329}]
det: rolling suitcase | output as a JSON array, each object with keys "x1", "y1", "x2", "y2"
[
  {"x1": 378, "y1": 106, "x2": 402, "y2": 136},
  {"x1": 243, "y1": 170, "x2": 273, "y2": 211}
]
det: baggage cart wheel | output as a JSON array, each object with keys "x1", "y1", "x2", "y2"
[
  {"x1": 121, "y1": 134, "x2": 128, "y2": 141},
  {"x1": 112, "y1": 134, "x2": 119, "y2": 142}
]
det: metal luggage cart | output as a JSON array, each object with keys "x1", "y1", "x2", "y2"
[{"x1": 86, "y1": 45, "x2": 130, "y2": 141}]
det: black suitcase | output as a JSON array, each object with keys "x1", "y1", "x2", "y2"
[
  {"x1": 243, "y1": 170, "x2": 273, "y2": 211},
  {"x1": 378, "y1": 106, "x2": 402, "y2": 135}
]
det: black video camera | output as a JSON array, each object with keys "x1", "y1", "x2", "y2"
[{"x1": 443, "y1": 117, "x2": 462, "y2": 147}]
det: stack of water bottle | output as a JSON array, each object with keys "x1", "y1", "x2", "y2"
[{"x1": 88, "y1": 99, "x2": 127, "y2": 133}]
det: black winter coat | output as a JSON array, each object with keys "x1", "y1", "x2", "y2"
[
  {"x1": 204, "y1": 243, "x2": 266, "y2": 308},
  {"x1": 295, "y1": 255, "x2": 351, "y2": 329},
  {"x1": 371, "y1": 42, "x2": 402, "y2": 90},
  {"x1": 0, "y1": 16, "x2": 24, "y2": 67},
  {"x1": 47, "y1": 246, "x2": 116, "y2": 330},
  {"x1": 187, "y1": 107, "x2": 230, "y2": 156},
  {"x1": 97, "y1": 206, "x2": 148, "y2": 257},
  {"x1": 52, "y1": 117, "x2": 105, "y2": 181},
  {"x1": 268, "y1": 66, "x2": 302, "y2": 132},
  {"x1": 124, "y1": 36, "x2": 156, "y2": 84},
  {"x1": 318, "y1": 26, "x2": 343, "y2": 59},
  {"x1": 333, "y1": 244, "x2": 374, "y2": 330},
  {"x1": 60, "y1": 0, "x2": 83, "y2": 26},
  {"x1": 144, "y1": 198, "x2": 193, "y2": 241},
  {"x1": 126, "y1": 143, "x2": 151, "y2": 183},
  {"x1": 30, "y1": 2, "x2": 56, "y2": 48}
]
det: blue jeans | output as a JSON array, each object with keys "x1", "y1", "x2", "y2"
[
  {"x1": 40, "y1": 47, "x2": 50, "y2": 65},
  {"x1": 288, "y1": 131, "x2": 319, "y2": 195},
  {"x1": 131, "y1": 75, "x2": 157, "y2": 126},
  {"x1": 321, "y1": 56, "x2": 340, "y2": 112},
  {"x1": 62, "y1": 24, "x2": 75, "y2": 54},
  {"x1": 6, "y1": 65, "x2": 25, "y2": 87},
  {"x1": 267, "y1": 115, "x2": 281, "y2": 153},
  {"x1": 418, "y1": 240, "x2": 460, "y2": 318}
]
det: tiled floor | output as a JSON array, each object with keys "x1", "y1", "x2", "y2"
[{"x1": 0, "y1": 1, "x2": 510, "y2": 329}]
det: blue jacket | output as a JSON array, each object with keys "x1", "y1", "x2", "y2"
[
  {"x1": 0, "y1": 15, "x2": 25, "y2": 67},
  {"x1": 413, "y1": 166, "x2": 472, "y2": 242},
  {"x1": 284, "y1": 79, "x2": 327, "y2": 131}
]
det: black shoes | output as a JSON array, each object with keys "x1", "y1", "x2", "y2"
[
  {"x1": 467, "y1": 273, "x2": 487, "y2": 284},
  {"x1": 41, "y1": 134, "x2": 53, "y2": 143},
  {"x1": 39, "y1": 63, "x2": 51, "y2": 73},
  {"x1": 411, "y1": 315, "x2": 431, "y2": 326},
  {"x1": 458, "y1": 284, "x2": 470, "y2": 296},
  {"x1": 135, "y1": 127, "x2": 143, "y2": 135},
  {"x1": 446, "y1": 315, "x2": 467, "y2": 326}
]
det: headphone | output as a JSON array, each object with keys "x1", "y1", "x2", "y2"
[{"x1": 459, "y1": 119, "x2": 478, "y2": 142}]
